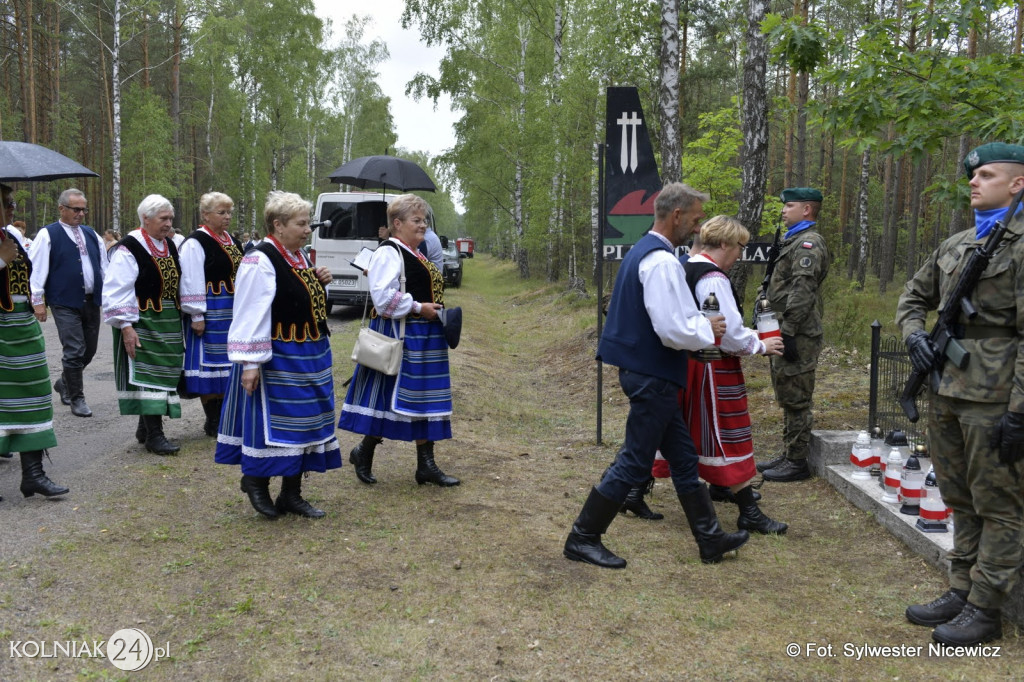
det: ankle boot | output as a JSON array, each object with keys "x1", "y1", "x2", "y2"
[
  {"x1": 415, "y1": 441, "x2": 460, "y2": 486},
  {"x1": 136, "y1": 415, "x2": 148, "y2": 443},
  {"x1": 65, "y1": 368, "x2": 92, "y2": 417},
  {"x1": 735, "y1": 485, "x2": 788, "y2": 534},
  {"x1": 143, "y1": 415, "x2": 180, "y2": 455},
  {"x1": 932, "y1": 602, "x2": 1003, "y2": 646},
  {"x1": 53, "y1": 372, "x2": 71, "y2": 406},
  {"x1": 20, "y1": 450, "x2": 70, "y2": 497},
  {"x1": 678, "y1": 485, "x2": 749, "y2": 564},
  {"x1": 275, "y1": 474, "x2": 325, "y2": 518},
  {"x1": 620, "y1": 477, "x2": 664, "y2": 520},
  {"x1": 202, "y1": 398, "x2": 223, "y2": 437},
  {"x1": 350, "y1": 436, "x2": 381, "y2": 484},
  {"x1": 240, "y1": 475, "x2": 279, "y2": 519},
  {"x1": 564, "y1": 487, "x2": 628, "y2": 568}
]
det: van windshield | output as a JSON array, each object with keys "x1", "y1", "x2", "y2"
[{"x1": 319, "y1": 201, "x2": 388, "y2": 240}]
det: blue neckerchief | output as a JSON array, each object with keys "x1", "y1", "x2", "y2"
[
  {"x1": 975, "y1": 204, "x2": 1023, "y2": 239},
  {"x1": 784, "y1": 220, "x2": 815, "y2": 240}
]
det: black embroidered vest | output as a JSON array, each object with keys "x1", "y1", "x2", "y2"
[
  {"x1": 118, "y1": 235, "x2": 181, "y2": 311},
  {"x1": 186, "y1": 229, "x2": 243, "y2": 294},
  {"x1": 256, "y1": 243, "x2": 328, "y2": 341},
  {"x1": 0, "y1": 229, "x2": 31, "y2": 312}
]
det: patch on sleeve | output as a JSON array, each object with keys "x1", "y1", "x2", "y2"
[
  {"x1": 801, "y1": 241, "x2": 814, "y2": 249},
  {"x1": 799, "y1": 256, "x2": 813, "y2": 268}
]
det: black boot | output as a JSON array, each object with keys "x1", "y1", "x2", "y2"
[
  {"x1": 275, "y1": 474, "x2": 325, "y2": 518},
  {"x1": 678, "y1": 485, "x2": 749, "y2": 564},
  {"x1": 65, "y1": 368, "x2": 92, "y2": 417},
  {"x1": 932, "y1": 603, "x2": 1003, "y2": 646},
  {"x1": 53, "y1": 372, "x2": 71, "y2": 406},
  {"x1": 202, "y1": 398, "x2": 223, "y2": 437},
  {"x1": 709, "y1": 484, "x2": 761, "y2": 504},
  {"x1": 240, "y1": 475, "x2": 279, "y2": 519},
  {"x1": 620, "y1": 477, "x2": 664, "y2": 520},
  {"x1": 755, "y1": 454, "x2": 786, "y2": 473},
  {"x1": 143, "y1": 415, "x2": 180, "y2": 455},
  {"x1": 135, "y1": 415, "x2": 147, "y2": 444},
  {"x1": 19, "y1": 450, "x2": 69, "y2": 497},
  {"x1": 415, "y1": 441, "x2": 460, "y2": 486},
  {"x1": 906, "y1": 588, "x2": 969, "y2": 627},
  {"x1": 735, "y1": 485, "x2": 788, "y2": 534},
  {"x1": 350, "y1": 436, "x2": 381, "y2": 484},
  {"x1": 762, "y1": 458, "x2": 810, "y2": 482},
  {"x1": 564, "y1": 487, "x2": 628, "y2": 568}
]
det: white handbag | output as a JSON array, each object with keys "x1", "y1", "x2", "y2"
[{"x1": 351, "y1": 254, "x2": 406, "y2": 376}]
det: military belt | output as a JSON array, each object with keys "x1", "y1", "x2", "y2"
[{"x1": 954, "y1": 324, "x2": 1017, "y2": 340}]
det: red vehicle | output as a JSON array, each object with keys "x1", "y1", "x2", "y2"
[{"x1": 455, "y1": 237, "x2": 474, "y2": 258}]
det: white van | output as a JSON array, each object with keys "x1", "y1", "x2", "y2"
[{"x1": 310, "y1": 192, "x2": 394, "y2": 312}]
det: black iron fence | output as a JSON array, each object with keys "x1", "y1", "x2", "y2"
[{"x1": 868, "y1": 320, "x2": 927, "y2": 442}]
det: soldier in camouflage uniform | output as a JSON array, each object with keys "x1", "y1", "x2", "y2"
[
  {"x1": 898, "y1": 143, "x2": 1024, "y2": 647},
  {"x1": 758, "y1": 188, "x2": 830, "y2": 482}
]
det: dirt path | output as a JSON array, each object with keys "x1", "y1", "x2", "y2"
[{"x1": 0, "y1": 309, "x2": 360, "y2": 562}]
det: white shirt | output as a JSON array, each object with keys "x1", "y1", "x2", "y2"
[
  {"x1": 368, "y1": 239, "x2": 424, "y2": 318},
  {"x1": 102, "y1": 230, "x2": 169, "y2": 329},
  {"x1": 28, "y1": 221, "x2": 108, "y2": 305},
  {"x1": 687, "y1": 253, "x2": 764, "y2": 356},
  {"x1": 638, "y1": 232, "x2": 716, "y2": 351}
]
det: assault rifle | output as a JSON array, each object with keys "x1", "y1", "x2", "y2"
[
  {"x1": 899, "y1": 187, "x2": 1024, "y2": 422},
  {"x1": 752, "y1": 225, "x2": 782, "y2": 321}
]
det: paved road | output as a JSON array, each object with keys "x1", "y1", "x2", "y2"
[{"x1": 0, "y1": 306, "x2": 360, "y2": 562}]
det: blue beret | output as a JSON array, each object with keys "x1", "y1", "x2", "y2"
[{"x1": 964, "y1": 143, "x2": 1024, "y2": 178}]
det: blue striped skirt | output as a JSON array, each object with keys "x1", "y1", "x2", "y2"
[
  {"x1": 338, "y1": 316, "x2": 452, "y2": 442},
  {"x1": 215, "y1": 336, "x2": 341, "y2": 477},
  {"x1": 182, "y1": 288, "x2": 234, "y2": 395}
]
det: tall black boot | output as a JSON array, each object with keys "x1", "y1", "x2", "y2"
[
  {"x1": 349, "y1": 436, "x2": 381, "y2": 484},
  {"x1": 20, "y1": 450, "x2": 69, "y2": 497},
  {"x1": 620, "y1": 477, "x2": 664, "y2": 520},
  {"x1": 135, "y1": 415, "x2": 148, "y2": 444},
  {"x1": 735, "y1": 485, "x2": 788, "y2": 534},
  {"x1": 143, "y1": 415, "x2": 180, "y2": 455},
  {"x1": 564, "y1": 487, "x2": 628, "y2": 568},
  {"x1": 65, "y1": 368, "x2": 92, "y2": 417},
  {"x1": 53, "y1": 372, "x2": 71, "y2": 406},
  {"x1": 415, "y1": 441, "x2": 460, "y2": 486},
  {"x1": 678, "y1": 485, "x2": 749, "y2": 564},
  {"x1": 240, "y1": 475, "x2": 279, "y2": 519},
  {"x1": 202, "y1": 398, "x2": 223, "y2": 437},
  {"x1": 275, "y1": 474, "x2": 325, "y2": 518}
]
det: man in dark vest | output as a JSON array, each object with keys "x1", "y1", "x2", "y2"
[
  {"x1": 563, "y1": 182, "x2": 749, "y2": 569},
  {"x1": 29, "y1": 188, "x2": 106, "y2": 418}
]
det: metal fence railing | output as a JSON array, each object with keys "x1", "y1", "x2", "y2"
[{"x1": 868, "y1": 320, "x2": 927, "y2": 443}]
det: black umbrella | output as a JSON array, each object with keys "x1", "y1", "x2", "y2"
[
  {"x1": 328, "y1": 155, "x2": 436, "y2": 192},
  {"x1": 0, "y1": 141, "x2": 99, "y2": 182}
]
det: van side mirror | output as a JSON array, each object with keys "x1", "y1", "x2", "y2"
[{"x1": 439, "y1": 235, "x2": 449, "y2": 248}]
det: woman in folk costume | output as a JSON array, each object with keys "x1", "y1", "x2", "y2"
[
  {"x1": 178, "y1": 192, "x2": 243, "y2": 437},
  {"x1": 340, "y1": 193, "x2": 460, "y2": 487},
  {"x1": 102, "y1": 195, "x2": 184, "y2": 456},
  {"x1": 215, "y1": 191, "x2": 339, "y2": 519},
  {"x1": 0, "y1": 183, "x2": 68, "y2": 500},
  {"x1": 681, "y1": 215, "x2": 787, "y2": 534}
]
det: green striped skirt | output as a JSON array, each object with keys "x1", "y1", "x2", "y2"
[
  {"x1": 112, "y1": 300, "x2": 184, "y2": 417},
  {"x1": 0, "y1": 301, "x2": 57, "y2": 453}
]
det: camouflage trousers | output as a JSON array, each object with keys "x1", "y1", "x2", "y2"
[
  {"x1": 928, "y1": 393, "x2": 1024, "y2": 609},
  {"x1": 770, "y1": 363, "x2": 817, "y2": 461}
]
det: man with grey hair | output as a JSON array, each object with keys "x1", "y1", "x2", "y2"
[
  {"x1": 563, "y1": 182, "x2": 748, "y2": 569},
  {"x1": 103, "y1": 194, "x2": 184, "y2": 455},
  {"x1": 29, "y1": 188, "x2": 107, "y2": 418}
]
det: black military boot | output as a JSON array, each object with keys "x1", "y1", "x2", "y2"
[
  {"x1": 65, "y1": 368, "x2": 92, "y2": 417},
  {"x1": 762, "y1": 458, "x2": 810, "y2": 482},
  {"x1": 53, "y1": 372, "x2": 71, "y2": 406},
  {"x1": 735, "y1": 485, "x2": 788, "y2": 534},
  {"x1": 240, "y1": 475, "x2": 279, "y2": 519},
  {"x1": 678, "y1": 485, "x2": 749, "y2": 564},
  {"x1": 932, "y1": 603, "x2": 1003, "y2": 646},
  {"x1": 202, "y1": 398, "x2": 223, "y2": 437},
  {"x1": 709, "y1": 484, "x2": 761, "y2": 504},
  {"x1": 564, "y1": 487, "x2": 627, "y2": 568},
  {"x1": 620, "y1": 477, "x2": 664, "y2": 520},
  {"x1": 275, "y1": 474, "x2": 325, "y2": 518},
  {"x1": 415, "y1": 441, "x2": 460, "y2": 486},
  {"x1": 349, "y1": 436, "x2": 382, "y2": 484},
  {"x1": 906, "y1": 588, "x2": 969, "y2": 627},
  {"x1": 143, "y1": 415, "x2": 180, "y2": 455},
  {"x1": 19, "y1": 450, "x2": 70, "y2": 497},
  {"x1": 755, "y1": 453, "x2": 786, "y2": 473}
]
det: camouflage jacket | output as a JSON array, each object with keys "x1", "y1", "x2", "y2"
[
  {"x1": 766, "y1": 228, "x2": 830, "y2": 338},
  {"x1": 895, "y1": 212, "x2": 1024, "y2": 410}
]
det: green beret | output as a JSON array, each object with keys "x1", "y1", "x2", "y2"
[
  {"x1": 964, "y1": 142, "x2": 1024, "y2": 178},
  {"x1": 780, "y1": 187, "x2": 823, "y2": 203}
]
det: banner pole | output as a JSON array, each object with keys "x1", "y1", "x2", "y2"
[{"x1": 596, "y1": 142, "x2": 605, "y2": 445}]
